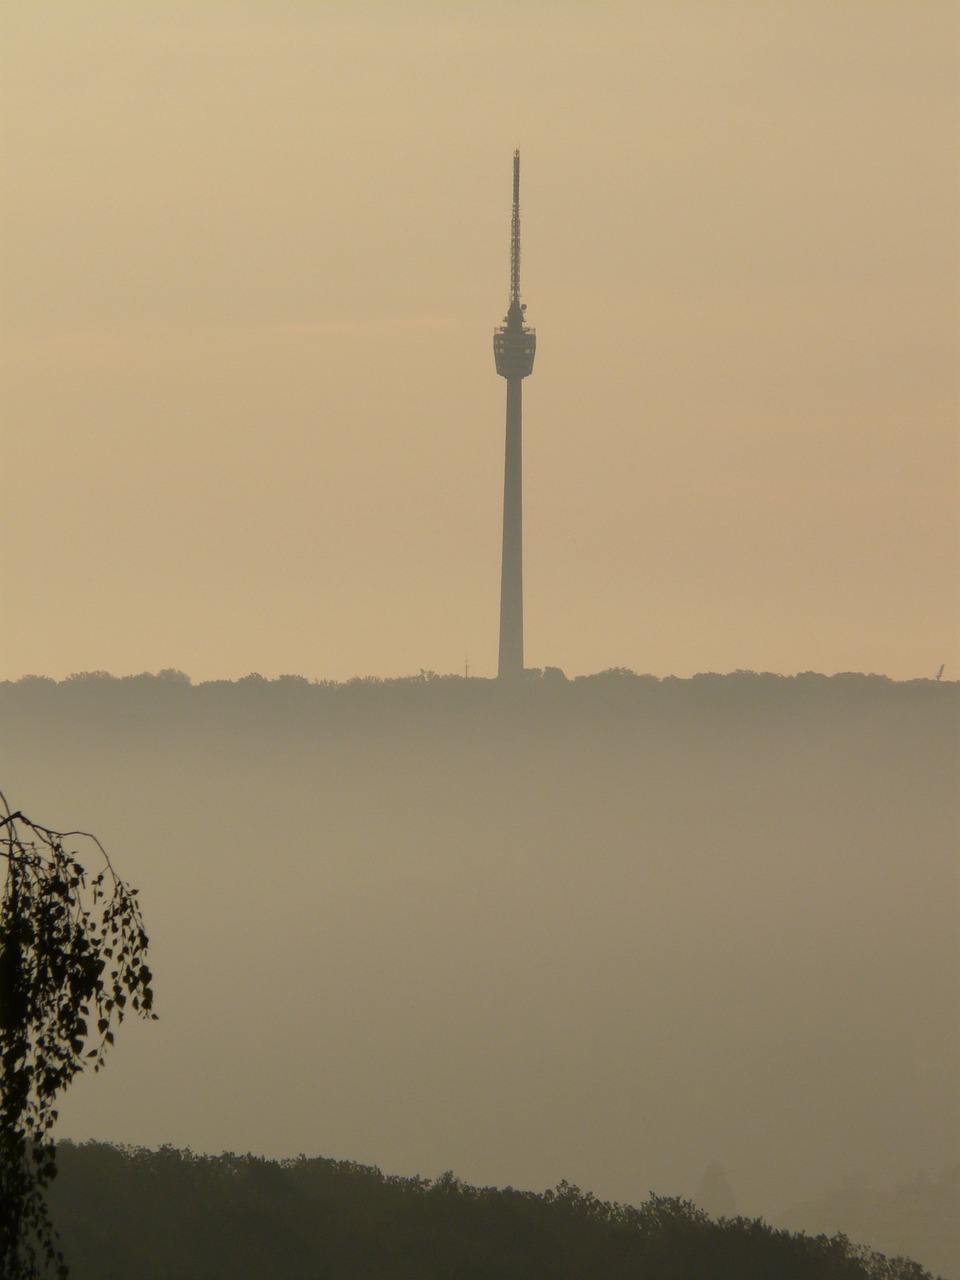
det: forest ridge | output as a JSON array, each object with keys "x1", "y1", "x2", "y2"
[{"x1": 48, "y1": 1141, "x2": 944, "y2": 1280}]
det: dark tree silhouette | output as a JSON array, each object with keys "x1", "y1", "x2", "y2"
[
  {"x1": 0, "y1": 792, "x2": 155, "y2": 1279},
  {"x1": 45, "y1": 1144, "x2": 942, "y2": 1280}
]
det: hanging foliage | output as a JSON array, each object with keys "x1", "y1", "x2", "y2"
[{"x1": 0, "y1": 793, "x2": 156, "y2": 1279}]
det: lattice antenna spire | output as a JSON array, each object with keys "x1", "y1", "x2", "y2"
[
  {"x1": 510, "y1": 149, "x2": 521, "y2": 305},
  {"x1": 493, "y1": 149, "x2": 536, "y2": 375}
]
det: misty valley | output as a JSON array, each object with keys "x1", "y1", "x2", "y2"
[{"x1": 1, "y1": 669, "x2": 957, "y2": 1277}]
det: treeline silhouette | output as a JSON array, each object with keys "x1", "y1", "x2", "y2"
[
  {"x1": 4, "y1": 664, "x2": 952, "y2": 757},
  {"x1": 49, "y1": 1141, "x2": 938, "y2": 1280},
  {"x1": 5, "y1": 666, "x2": 948, "y2": 710}
]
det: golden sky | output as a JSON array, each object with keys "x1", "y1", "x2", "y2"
[{"x1": 2, "y1": 1, "x2": 957, "y2": 680}]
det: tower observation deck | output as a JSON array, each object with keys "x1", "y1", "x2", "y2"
[{"x1": 494, "y1": 150, "x2": 536, "y2": 679}]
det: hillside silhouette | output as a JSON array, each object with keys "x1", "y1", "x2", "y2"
[{"x1": 48, "y1": 1140, "x2": 941, "y2": 1280}]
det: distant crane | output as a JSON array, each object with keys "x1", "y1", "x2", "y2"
[{"x1": 493, "y1": 150, "x2": 537, "y2": 680}]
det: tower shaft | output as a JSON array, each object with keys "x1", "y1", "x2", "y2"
[{"x1": 498, "y1": 377, "x2": 523, "y2": 678}]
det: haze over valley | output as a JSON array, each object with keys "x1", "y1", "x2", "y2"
[{"x1": 3, "y1": 670, "x2": 956, "y2": 1272}]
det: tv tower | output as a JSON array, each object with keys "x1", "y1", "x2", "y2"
[{"x1": 493, "y1": 150, "x2": 536, "y2": 679}]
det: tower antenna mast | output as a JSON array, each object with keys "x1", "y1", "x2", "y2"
[
  {"x1": 493, "y1": 150, "x2": 537, "y2": 680},
  {"x1": 511, "y1": 149, "x2": 521, "y2": 306}
]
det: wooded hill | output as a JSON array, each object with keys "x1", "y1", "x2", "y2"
[{"x1": 48, "y1": 1141, "x2": 939, "y2": 1280}]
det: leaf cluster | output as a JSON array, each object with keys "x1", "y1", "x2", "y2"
[{"x1": 0, "y1": 794, "x2": 155, "y2": 1279}]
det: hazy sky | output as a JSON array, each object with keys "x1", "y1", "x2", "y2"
[{"x1": 2, "y1": 2, "x2": 957, "y2": 681}]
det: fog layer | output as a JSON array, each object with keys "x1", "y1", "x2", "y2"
[{"x1": 2, "y1": 671, "x2": 955, "y2": 1231}]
